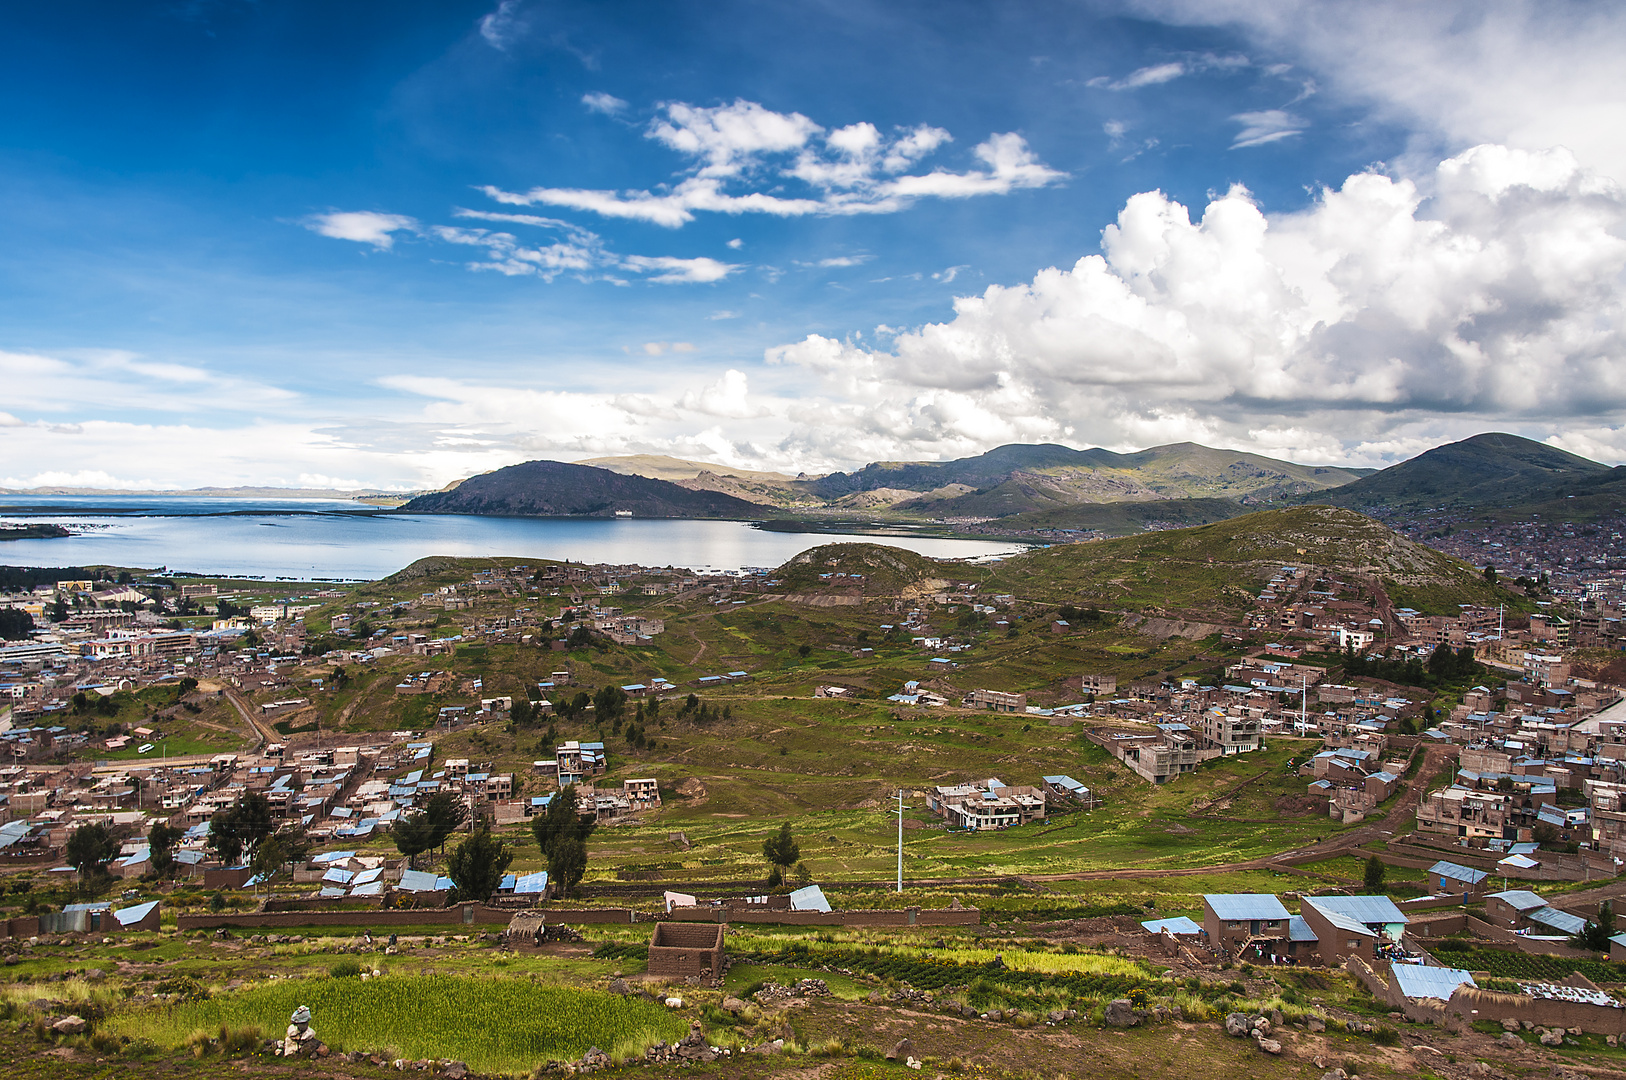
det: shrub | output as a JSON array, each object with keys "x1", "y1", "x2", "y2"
[
  {"x1": 1371, "y1": 1025, "x2": 1401, "y2": 1046},
  {"x1": 330, "y1": 959, "x2": 363, "y2": 979}
]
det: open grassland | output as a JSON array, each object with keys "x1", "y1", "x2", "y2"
[{"x1": 106, "y1": 976, "x2": 685, "y2": 1072}]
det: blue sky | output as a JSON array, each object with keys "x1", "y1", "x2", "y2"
[{"x1": 2, "y1": 0, "x2": 1624, "y2": 489}]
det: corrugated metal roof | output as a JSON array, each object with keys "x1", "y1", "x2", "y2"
[
  {"x1": 1203, "y1": 894, "x2": 1290, "y2": 921},
  {"x1": 1306, "y1": 894, "x2": 1407, "y2": 925},
  {"x1": 789, "y1": 884, "x2": 832, "y2": 913},
  {"x1": 113, "y1": 900, "x2": 158, "y2": 926},
  {"x1": 1529, "y1": 906, "x2": 1587, "y2": 935},
  {"x1": 1287, "y1": 915, "x2": 1317, "y2": 942},
  {"x1": 1428, "y1": 860, "x2": 1489, "y2": 884},
  {"x1": 1489, "y1": 889, "x2": 1546, "y2": 911},
  {"x1": 1141, "y1": 917, "x2": 1202, "y2": 935},
  {"x1": 1392, "y1": 965, "x2": 1475, "y2": 1001}
]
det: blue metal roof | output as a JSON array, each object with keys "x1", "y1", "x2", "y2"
[
  {"x1": 1428, "y1": 860, "x2": 1489, "y2": 885},
  {"x1": 1287, "y1": 915, "x2": 1317, "y2": 942},
  {"x1": 1204, "y1": 894, "x2": 1290, "y2": 921},
  {"x1": 1489, "y1": 889, "x2": 1547, "y2": 911},
  {"x1": 1529, "y1": 906, "x2": 1587, "y2": 935},
  {"x1": 1392, "y1": 965, "x2": 1476, "y2": 1001},
  {"x1": 1141, "y1": 916, "x2": 1201, "y2": 935},
  {"x1": 1305, "y1": 894, "x2": 1407, "y2": 925}
]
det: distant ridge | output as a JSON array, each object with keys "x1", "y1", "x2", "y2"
[
  {"x1": 1303, "y1": 432, "x2": 1610, "y2": 513},
  {"x1": 577, "y1": 454, "x2": 803, "y2": 483},
  {"x1": 400, "y1": 459, "x2": 769, "y2": 519}
]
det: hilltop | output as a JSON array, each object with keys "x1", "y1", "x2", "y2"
[
  {"x1": 400, "y1": 459, "x2": 769, "y2": 519},
  {"x1": 985, "y1": 505, "x2": 1514, "y2": 619},
  {"x1": 1304, "y1": 432, "x2": 1610, "y2": 513},
  {"x1": 772, "y1": 542, "x2": 952, "y2": 597}
]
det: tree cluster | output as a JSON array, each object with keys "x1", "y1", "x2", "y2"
[
  {"x1": 1343, "y1": 644, "x2": 1483, "y2": 690},
  {"x1": 531, "y1": 784, "x2": 594, "y2": 897},
  {"x1": 205, "y1": 791, "x2": 276, "y2": 866},
  {"x1": 1573, "y1": 901, "x2": 1615, "y2": 953},
  {"x1": 446, "y1": 827, "x2": 512, "y2": 904},
  {"x1": 391, "y1": 790, "x2": 471, "y2": 868}
]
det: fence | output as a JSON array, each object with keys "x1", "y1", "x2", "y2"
[
  {"x1": 177, "y1": 904, "x2": 640, "y2": 931},
  {"x1": 667, "y1": 905, "x2": 980, "y2": 927}
]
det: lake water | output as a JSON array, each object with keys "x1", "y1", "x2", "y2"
[{"x1": 0, "y1": 495, "x2": 1026, "y2": 579}]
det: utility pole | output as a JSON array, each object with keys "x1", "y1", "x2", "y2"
[
  {"x1": 1300, "y1": 675, "x2": 1308, "y2": 735},
  {"x1": 896, "y1": 789, "x2": 905, "y2": 893}
]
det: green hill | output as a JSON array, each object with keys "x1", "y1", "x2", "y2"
[
  {"x1": 996, "y1": 496, "x2": 1252, "y2": 535},
  {"x1": 984, "y1": 505, "x2": 1515, "y2": 620},
  {"x1": 1305, "y1": 432, "x2": 1609, "y2": 513},
  {"x1": 772, "y1": 543, "x2": 949, "y2": 596},
  {"x1": 401, "y1": 460, "x2": 769, "y2": 519}
]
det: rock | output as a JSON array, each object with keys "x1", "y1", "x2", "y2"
[
  {"x1": 1270, "y1": 1009, "x2": 1284, "y2": 1027},
  {"x1": 961, "y1": 1005, "x2": 978, "y2": 1018},
  {"x1": 1610, "y1": 1034, "x2": 1619, "y2": 1048},
  {"x1": 1521, "y1": 1020, "x2": 1534, "y2": 1031},
  {"x1": 1539, "y1": 1028, "x2": 1564, "y2": 1046},
  {"x1": 1225, "y1": 1013, "x2": 1252, "y2": 1037},
  {"x1": 443, "y1": 1062, "x2": 468, "y2": 1079},
  {"x1": 1048, "y1": 1009, "x2": 1067, "y2": 1023},
  {"x1": 986, "y1": 1009, "x2": 1003, "y2": 1022},
  {"x1": 720, "y1": 997, "x2": 746, "y2": 1013},
  {"x1": 1411, "y1": 1045, "x2": 1442, "y2": 1056},
  {"x1": 886, "y1": 1039, "x2": 915, "y2": 1061},
  {"x1": 1308, "y1": 1016, "x2": 1326, "y2": 1033},
  {"x1": 1257, "y1": 1038, "x2": 1283, "y2": 1055},
  {"x1": 51, "y1": 1016, "x2": 87, "y2": 1035},
  {"x1": 1467, "y1": 1064, "x2": 1491, "y2": 1077},
  {"x1": 1501, "y1": 1018, "x2": 1521, "y2": 1032},
  {"x1": 1253, "y1": 1017, "x2": 1272, "y2": 1036},
  {"x1": 1319, "y1": 1071, "x2": 1347, "y2": 1080},
  {"x1": 85, "y1": 969, "x2": 104, "y2": 981},
  {"x1": 1567, "y1": 1026, "x2": 1582, "y2": 1036},
  {"x1": 663, "y1": 997, "x2": 683, "y2": 1008},
  {"x1": 1104, "y1": 1000, "x2": 1137, "y2": 1028},
  {"x1": 1497, "y1": 1032, "x2": 1522, "y2": 1048},
  {"x1": 905, "y1": 1057, "x2": 922, "y2": 1070}
]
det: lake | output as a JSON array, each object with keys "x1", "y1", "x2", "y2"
[{"x1": 0, "y1": 496, "x2": 1027, "y2": 579}]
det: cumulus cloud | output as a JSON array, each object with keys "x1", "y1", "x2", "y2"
[
  {"x1": 481, "y1": 99, "x2": 1064, "y2": 227},
  {"x1": 304, "y1": 211, "x2": 418, "y2": 250},
  {"x1": 764, "y1": 144, "x2": 1626, "y2": 467}
]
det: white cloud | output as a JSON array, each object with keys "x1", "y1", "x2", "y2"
[
  {"x1": 1087, "y1": 53, "x2": 1251, "y2": 91},
  {"x1": 479, "y1": 101, "x2": 1064, "y2": 227},
  {"x1": 726, "y1": 238, "x2": 744, "y2": 249},
  {"x1": 1230, "y1": 109, "x2": 1305, "y2": 148},
  {"x1": 934, "y1": 265, "x2": 970, "y2": 282},
  {"x1": 620, "y1": 255, "x2": 740, "y2": 284},
  {"x1": 763, "y1": 144, "x2": 1626, "y2": 467},
  {"x1": 707, "y1": 310, "x2": 741, "y2": 320},
  {"x1": 582, "y1": 91, "x2": 628, "y2": 115},
  {"x1": 477, "y1": 0, "x2": 520, "y2": 48},
  {"x1": 678, "y1": 368, "x2": 775, "y2": 419},
  {"x1": 304, "y1": 211, "x2": 418, "y2": 250},
  {"x1": 1132, "y1": 0, "x2": 1626, "y2": 182},
  {"x1": 638, "y1": 342, "x2": 698, "y2": 355}
]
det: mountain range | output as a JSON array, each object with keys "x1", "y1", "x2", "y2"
[{"x1": 400, "y1": 432, "x2": 1619, "y2": 532}]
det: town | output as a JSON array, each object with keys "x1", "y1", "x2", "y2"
[{"x1": 0, "y1": 504, "x2": 1625, "y2": 1076}]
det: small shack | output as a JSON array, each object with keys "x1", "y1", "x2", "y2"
[{"x1": 647, "y1": 922, "x2": 725, "y2": 982}]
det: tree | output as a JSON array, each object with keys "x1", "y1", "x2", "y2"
[
  {"x1": 762, "y1": 821, "x2": 801, "y2": 880},
  {"x1": 148, "y1": 821, "x2": 181, "y2": 876},
  {"x1": 532, "y1": 784, "x2": 594, "y2": 861},
  {"x1": 1483, "y1": 563, "x2": 1498, "y2": 584},
  {"x1": 548, "y1": 834, "x2": 589, "y2": 897},
  {"x1": 1573, "y1": 901, "x2": 1615, "y2": 952},
  {"x1": 393, "y1": 813, "x2": 436, "y2": 868},
  {"x1": 797, "y1": 644, "x2": 812, "y2": 658},
  {"x1": 206, "y1": 791, "x2": 275, "y2": 865},
  {"x1": 1363, "y1": 854, "x2": 1387, "y2": 892},
  {"x1": 593, "y1": 684, "x2": 628, "y2": 724},
  {"x1": 66, "y1": 822, "x2": 118, "y2": 880},
  {"x1": 445, "y1": 827, "x2": 512, "y2": 903},
  {"x1": 421, "y1": 790, "x2": 470, "y2": 853},
  {"x1": 0, "y1": 608, "x2": 34, "y2": 641},
  {"x1": 249, "y1": 834, "x2": 289, "y2": 885}
]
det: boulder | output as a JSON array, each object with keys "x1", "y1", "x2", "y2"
[
  {"x1": 607, "y1": 979, "x2": 630, "y2": 996},
  {"x1": 1539, "y1": 1028, "x2": 1564, "y2": 1047},
  {"x1": 663, "y1": 997, "x2": 683, "y2": 1008},
  {"x1": 1257, "y1": 1038, "x2": 1283, "y2": 1055},
  {"x1": 1225, "y1": 1012, "x2": 1252, "y2": 1037},
  {"x1": 985, "y1": 1009, "x2": 1003, "y2": 1022},
  {"x1": 886, "y1": 1039, "x2": 915, "y2": 1061},
  {"x1": 442, "y1": 1063, "x2": 469, "y2": 1079},
  {"x1": 1567, "y1": 1026, "x2": 1582, "y2": 1036},
  {"x1": 1501, "y1": 1018, "x2": 1520, "y2": 1032},
  {"x1": 1497, "y1": 1032, "x2": 1522, "y2": 1048},
  {"x1": 1319, "y1": 1071, "x2": 1347, "y2": 1080},
  {"x1": 1104, "y1": 1000, "x2": 1138, "y2": 1028},
  {"x1": 1048, "y1": 1009, "x2": 1067, "y2": 1023},
  {"x1": 720, "y1": 997, "x2": 747, "y2": 1014},
  {"x1": 51, "y1": 1016, "x2": 87, "y2": 1035},
  {"x1": 1252, "y1": 1017, "x2": 1272, "y2": 1036},
  {"x1": 1308, "y1": 1016, "x2": 1326, "y2": 1033},
  {"x1": 1270, "y1": 1009, "x2": 1284, "y2": 1027},
  {"x1": 905, "y1": 1057, "x2": 923, "y2": 1071}
]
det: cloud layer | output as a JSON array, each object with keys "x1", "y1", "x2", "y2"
[{"x1": 767, "y1": 144, "x2": 1626, "y2": 466}]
